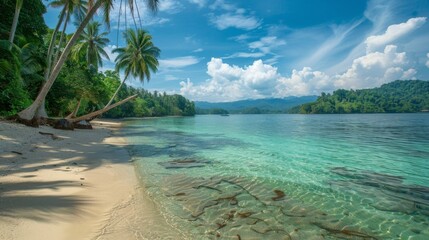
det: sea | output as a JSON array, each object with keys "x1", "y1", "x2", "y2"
[{"x1": 122, "y1": 114, "x2": 429, "y2": 239}]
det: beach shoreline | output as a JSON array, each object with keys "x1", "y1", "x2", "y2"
[{"x1": 0, "y1": 119, "x2": 181, "y2": 240}]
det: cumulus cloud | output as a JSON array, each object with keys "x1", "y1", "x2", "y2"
[
  {"x1": 275, "y1": 68, "x2": 331, "y2": 97},
  {"x1": 159, "y1": 56, "x2": 200, "y2": 69},
  {"x1": 335, "y1": 45, "x2": 416, "y2": 89},
  {"x1": 365, "y1": 17, "x2": 426, "y2": 52},
  {"x1": 180, "y1": 44, "x2": 419, "y2": 101},
  {"x1": 180, "y1": 58, "x2": 278, "y2": 101}
]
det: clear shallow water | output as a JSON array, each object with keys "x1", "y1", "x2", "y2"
[{"x1": 123, "y1": 114, "x2": 429, "y2": 239}]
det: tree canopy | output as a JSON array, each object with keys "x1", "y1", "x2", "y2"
[
  {"x1": 291, "y1": 80, "x2": 429, "y2": 114},
  {"x1": 0, "y1": 0, "x2": 195, "y2": 119}
]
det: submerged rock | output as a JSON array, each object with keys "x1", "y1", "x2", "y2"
[
  {"x1": 158, "y1": 158, "x2": 212, "y2": 169},
  {"x1": 330, "y1": 166, "x2": 429, "y2": 216},
  {"x1": 272, "y1": 189, "x2": 286, "y2": 201}
]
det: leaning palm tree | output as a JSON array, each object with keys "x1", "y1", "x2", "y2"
[
  {"x1": 51, "y1": 0, "x2": 87, "y2": 66},
  {"x1": 37, "y1": 0, "x2": 87, "y2": 120},
  {"x1": 72, "y1": 21, "x2": 110, "y2": 70},
  {"x1": 45, "y1": 0, "x2": 87, "y2": 80},
  {"x1": 17, "y1": 0, "x2": 160, "y2": 124},
  {"x1": 105, "y1": 28, "x2": 160, "y2": 107},
  {"x1": 8, "y1": 0, "x2": 23, "y2": 49}
]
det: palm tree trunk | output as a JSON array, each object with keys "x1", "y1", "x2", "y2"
[
  {"x1": 105, "y1": 77, "x2": 127, "y2": 108},
  {"x1": 70, "y1": 94, "x2": 138, "y2": 123},
  {"x1": 17, "y1": 0, "x2": 104, "y2": 122},
  {"x1": 53, "y1": 10, "x2": 70, "y2": 68},
  {"x1": 36, "y1": 8, "x2": 67, "y2": 120},
  {"x1": 35, "y1": 99, "x2": 49, "y2": 120},
  {"x1": 44, "y1": 7, "x2": 67, "y2": 81},
  {"x1": 8, "y1": 0, "x2": 23, "y2": 50}
]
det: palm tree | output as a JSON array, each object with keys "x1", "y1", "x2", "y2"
[
  {"x1": 36, "y1": 0, "x2": 87, "y2": 120},
  {"x1": 17, "y1": 0, "x2": 160, "y2": 123},
  {"x1": 72, "y1": 21, "x2": 110, "y2": 70},
  {"x1": 8, "y1": 0, "x2": 23, "y2": 49},
  {"x1": 106, "y1": 28, "x2": 160, "y2": 107},
  {"x1": 46, "y1": 0, "x2": 87, "y2": 80}
]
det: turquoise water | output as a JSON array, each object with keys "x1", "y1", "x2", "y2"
[{"x1": 123, "y1": 114, "x2": 429, "y2": 239}]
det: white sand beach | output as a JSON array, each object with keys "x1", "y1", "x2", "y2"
[{"x1": 0, "y1": 120, "x2": 181, "y2": 240}]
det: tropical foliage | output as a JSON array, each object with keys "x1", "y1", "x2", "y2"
[
  {"x1": 292, "y1": 80, "x2": 429, "y2": 114},
  {"x1": 0, "y1": 0, "x2": 195, "y2": 120},
  {"x1": 71, "y1": 21, "x2": 109, "y2": 70},
  {"x1": 106, "y1": 28, "x2": 160, "y2": 107}
]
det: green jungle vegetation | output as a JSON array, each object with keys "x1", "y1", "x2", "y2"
[
  {"x1": 290, "y1": 80, "x2": 429, "y2": 114},
  {"x1": 0, "y1": 0, "x2": 195, "y2": 124}
]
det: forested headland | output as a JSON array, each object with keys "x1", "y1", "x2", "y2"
[
  {"x1": 0, "y1": 0, "x2": 195, "y2": 126},
  {"x1": 290, "y1": 80, "x2": 429, "y2": 114}
]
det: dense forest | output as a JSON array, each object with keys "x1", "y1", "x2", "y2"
[
  {"x1": 0, "y1": 0, "x2": 194, "y2": 125},
  {"x1": 291, "y1": 80, "x2": 429, "y2": 114}
]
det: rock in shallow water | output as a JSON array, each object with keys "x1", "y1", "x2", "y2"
[{"x1": 158, "y1": 158, "x2": 212, "y2": 169}]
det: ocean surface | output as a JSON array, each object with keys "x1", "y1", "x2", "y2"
[{"x1": 122, "y1": 114, "x2": 429, "y2": 239}]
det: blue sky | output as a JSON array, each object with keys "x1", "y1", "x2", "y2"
[{"x1": 44, "y1": 0, "x2": 429, "y2": 102}]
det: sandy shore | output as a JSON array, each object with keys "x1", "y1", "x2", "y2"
[{"x1": 0, "y1": 120, "x2": 181, "y2": 240}]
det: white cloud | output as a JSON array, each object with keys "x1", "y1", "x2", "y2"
[
  {"x1": 230, "y1": 34, "x2": 251, "y2": 42},
  {"x1": 209, "y1": 0, "x2": 236, "y2": 11},
  {"x1": 298, "y1": 19, "x2": 365, "y2": 69},
  {"x1": 188, "y1": 0, "x2": 207, "y2": 8},
  {"x1": 426, "y1": 53, "x2": 429, "y2": 68},
  {"x1": 180, "y1": 58, "x2": 278, "y2": 101},
  {"x1": 329, "y1": 0, "x2": 428, "y2": 74},
  {"x1": 275, "y1": 68, "x2": 331, "y2": 97},
  {"x1": 249, "y1": 36, "x2": 286, "y2": 54},
  {"x1": 209, "y1": 12, "x2": 260, "y2": 30},
  {"x1": 334, "y1": 45, "x2": 416, "y2": 89},
  {"x1": 366, "y1": 17, "x2": 427, "y2": 52},
  {"x1": 159, "y1": 0, "x2": 183, "y2": 13},
  {"x1": 193, "y1": 48, "x2": 204, "y2": 53},
  {"x1": 159, "y1": 56, "x2": 200, "y2": 69},
  {"x1": 180, "y1": 44, "x2": 420, "y2": 101},
  {"x1": 224, "y1": 52, "x2": 265, "y2": 59},
  {"x1": 226, "y1": 36, "x2": 286, "y2": 59}
]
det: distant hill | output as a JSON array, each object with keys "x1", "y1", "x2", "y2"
[
  {"x1": 291, "y1": 80, "x2": 429, "y2": 114},
  {"x1": 195, "y1": 96, "x2": 318, "y2": 114}
]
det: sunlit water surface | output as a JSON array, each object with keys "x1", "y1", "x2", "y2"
[{"x1": 122, "y1": 114, "x2": 429, "y2": 239}]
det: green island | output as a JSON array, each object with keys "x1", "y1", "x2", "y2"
[{"x1": 291, "y1": 80, "x2": 429, "y2": 114}]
